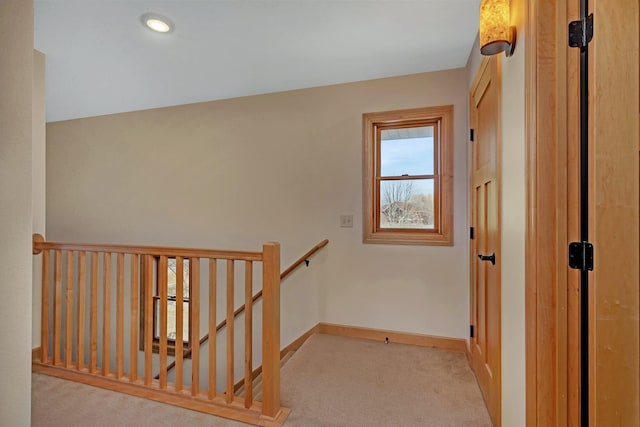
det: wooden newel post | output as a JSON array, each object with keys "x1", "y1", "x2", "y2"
[{"x1": 261, "y1": 242, "x2": 281, "y2": 419}]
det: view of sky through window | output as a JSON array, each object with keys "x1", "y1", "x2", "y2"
[
  {"x1": 380, "y1": 126, "x2": 434, "y2": 177},
  {"x1": 380, "y1": 129, "x2": 435, "y2": 198}
]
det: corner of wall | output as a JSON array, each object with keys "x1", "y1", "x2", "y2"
[
  {"x1": 0, "y1": 1, "x2": 35, "y2": 425},
  {"x1": 32, "y1": 50, "x2": 46, "y2": 349}
]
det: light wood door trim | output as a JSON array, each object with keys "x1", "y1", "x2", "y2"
[
  {"x1": 525, "y1": 0, "x2": 574, "y2": 425},
  {"x1": 526, "y1": 0, "x2": 585, "y2": 424}
]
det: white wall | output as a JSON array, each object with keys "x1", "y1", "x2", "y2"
[
  {"x1": 316, "y1": 72, "x2": 470, "y2": 338},
  {"x1": 46, "y1": 68, "x2": 470, "y2": 345},
  {"x1": 466, "y1": 2, "x2": 527, "y2": 422},
  {"x1": 0, "y1": 1, "x2": 34, "y2": 425},
  {"x1": 33, "y1": 50, "x2": 46, "y2": 348}
]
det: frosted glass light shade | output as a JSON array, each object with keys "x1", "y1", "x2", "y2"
[{"x1": 479, "y1": 0, "x2": 515, "y2": 56}]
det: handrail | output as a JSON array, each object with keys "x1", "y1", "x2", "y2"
[
  {"x1": 280, "y1": 239, "x2": 329, "y2": 280},
  {"x1": 32, "y1": 234, "x2": 262, "y2": 261},
  {"x1": 158, "y1": 239, "x2": 329, "y2": 379}
]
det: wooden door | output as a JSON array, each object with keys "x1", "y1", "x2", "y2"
[
  {"x1": 588, "y1": 0, "x2": 640, "y2": 423},
  {"x1": 469, "y1": 56, "x2": 501, "y2": 427}
]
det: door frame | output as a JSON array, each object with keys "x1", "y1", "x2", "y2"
[{"x1": 525, "y1": 0, "x2": 575, "y2": 424}]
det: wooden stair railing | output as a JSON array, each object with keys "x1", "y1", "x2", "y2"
[
  {"x1": 158, "y1": 239, "x2": 329, "y2": 379},
  {"x1": 31, "y1": 234, "x2": 290, "y2": 426}
]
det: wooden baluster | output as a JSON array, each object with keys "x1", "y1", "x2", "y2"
[
  {"x1": 90, "y1": 252, "x2": 98, "y2": 373},
  {"x1": 261, "y1": 243, "x2": 281, "y2": 418},
  {"x1": 102, "y1": 252, "x2": 111, "y2": 377},
  {"x1": 65, "y1": 251, "x2": 74, "y2": 368},
  {"x1": 226, "y1": 259, "x2": 235, "y2": 404},
  {"x1": 158, "y1": 256, "x2": 168, "y2": 389},
  {"x1": 190, "y1": 258, "x2": 200, "y2": 396},
  {"x1": 77, "y1": 251, "x2": 86, "y2": 371},
  {"x1": 175, "y1": 256, "x2": 184, "y2": 393},
  {"x1": 53, "y1": 250, "x2": 62, "y2": 366},
  {"x1": 129, "y1": 254, "x2": 139, "y2": 383},
  {"x1": 144, "y1": 255, "x2": 153, "y2": 386},
  {"x1": 41, "y1": 250, "x2": 50, "y2": 364},
  {"x1": 116, "y1": 253, "x2": 125, "y2": 379},
  {"x1": 244, "y1": 261, "x2": 253, "y2": 408},
  {"x1": 208, "y1": 258, "x2": 217, "y2": 400}
]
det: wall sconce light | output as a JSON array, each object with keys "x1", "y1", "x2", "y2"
[{"x1": 479, "y1": 0, "x2": 516, "y2": 57}]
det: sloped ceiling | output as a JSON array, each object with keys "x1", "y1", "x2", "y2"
[{"x1": 35, "y1": 1, "x2": 480, "y2": 122}]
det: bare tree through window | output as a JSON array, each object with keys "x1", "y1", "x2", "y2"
[{"x1": 381, "y1": 180, "x2": 434, "y2": 228}]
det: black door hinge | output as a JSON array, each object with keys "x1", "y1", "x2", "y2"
[
  {"x1": 568, "y1": 241, "x2": 594, "y2": 271},
  {"x1": 470, "y1": 227, "x2": 475, "y2": 240},
  {"x1": 470, "y1": 325, "x2": 475, "y2": 338},
  {"x1": 470, "y1": 128, "x2": 475, "y2": 142},
  {"x1": 568, "y1": 14, "x2": 594, "y2": 48}
]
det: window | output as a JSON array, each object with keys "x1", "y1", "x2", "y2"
[
  {"x1": 363, "y1": 105, "x2": 453, "y2": 245},
  {"x1": 140, "y1": 257, "x2": 191, "y2": 355}
]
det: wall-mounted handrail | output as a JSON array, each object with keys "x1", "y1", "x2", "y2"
[
  {"x1": 159, "y1": 239, "x2": 329, "y2": 379},
  {"x1": 279, "y1": 239, "x2": 329, "y2": 280}
]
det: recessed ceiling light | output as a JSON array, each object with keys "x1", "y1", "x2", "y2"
[{"x1": 141, "y1": 13, "x2": 173, "y2": 33}]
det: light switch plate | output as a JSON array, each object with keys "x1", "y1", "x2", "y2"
[{"x1": 340, "y1": 215, "x2": 353, "y2": 228}]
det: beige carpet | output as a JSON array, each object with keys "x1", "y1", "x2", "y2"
[
  {"x1": 31, "y1": 373, "x2": 247, "y2": 427},
  {"x1": 32, "y1": 333, "x2": 492, "y2": 427},
  {"x1": 278, "y1": 334, "x2": 492, "y2": 427}
]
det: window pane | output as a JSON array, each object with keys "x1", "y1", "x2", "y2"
[
  {"x1": 154, "y1": 299, "x2": 159, "y2": 338},
  {"x1": 167, "y1": 301, "x2": 176, "y2": 339},
  {"x1": 167, "y1": 259, "x2": 177, "y2": 296},
  {"x1": 156, "y1": 300, "x2": 189, "y2": 343},
  {"x1": 379, "y1": 179, "x2": 435, "y2": 229},
  {"x1": 167, "y1": 258, "x2": 189, "y2": 298},
  {"x1": 182, "y1": 302, "x2": 189, "y2": 341},
  {"x1": 167, "y1": 301, "x2": 189, "y2": 342},
  {"x1": 380, "y1": 126, "x2": 434, "y2": 176}
]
